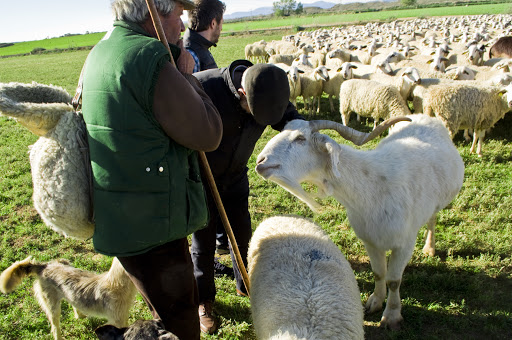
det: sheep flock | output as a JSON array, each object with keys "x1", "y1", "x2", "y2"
[{"x1": 247, "y1": 13, "x2": 512, "y2": 156}]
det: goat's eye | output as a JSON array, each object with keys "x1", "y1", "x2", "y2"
[{"x1": 293, "y1": 135, "x2": 306, "y2": 143}]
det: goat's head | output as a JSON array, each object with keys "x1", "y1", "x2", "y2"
[{"x1": 255, "y1": 117, "x2": 411, "y2": 211}]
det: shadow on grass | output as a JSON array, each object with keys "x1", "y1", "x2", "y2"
[{"x1": 352, "y1": 255, "x2": 512, "y2": 340}]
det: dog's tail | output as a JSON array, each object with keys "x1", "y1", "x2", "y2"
[{"x1": 0, "y1": 256, "x2": 45, "y2": 293}]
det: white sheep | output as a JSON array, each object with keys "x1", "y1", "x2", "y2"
[
  {"x1": 286, "y1": 65, "x2": 304, "y2": 107},
  {"x1": 300, "y1": 66, "x2": 330, "y2": 115},
  {"x1": 248, "y1": 215, "x2": 364, "y2": 340},
  {"x1": 339, "y1": 79, "x2": 411, "y2": 128},
  {"x1": 363, "y1": 67, "x2": 422, "y2": 101},
  {"x1": 323, "y1": 66, "x2": 352, "y2": 114},
  {"x1": 0, "y1": 82, "x2": 94, "y2": 240},
  {"x1": 255, "y1": 115, "x2": 465, "y2": 330},
  {"x1": 423, "y1": 83, "x2": 512, "y2": 156},
  {"x1": 268, "y1": 53, "x2": 299, "y2": 66},
  {"x1": 245, "y1": 40, "x2": 268, "y2": 63},
  {"x1": 325, "y1": 48, "x2": 352, "y2": 69}
]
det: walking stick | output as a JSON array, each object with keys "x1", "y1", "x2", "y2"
[{"x1": 145, "y1": 0, "x2": 251, "y2": 296}]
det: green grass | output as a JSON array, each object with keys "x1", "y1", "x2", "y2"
[{"x1": 1, "y1": 6, "x2": 512, "y2": 340}]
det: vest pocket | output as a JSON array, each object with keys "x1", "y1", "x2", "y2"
[{"x1": 186, "y1": 177, "x2": 208, "y2": 231}]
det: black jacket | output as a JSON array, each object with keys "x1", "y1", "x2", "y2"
[
  {"x1": 193, "y1": 60, "x2": 304, "y2": 187},
  {"x1": 183, "y1": 29, "x2": 218, "y2": 71}
]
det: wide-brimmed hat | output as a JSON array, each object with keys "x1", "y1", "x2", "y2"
[
  {"x1": 176, "y1": 0, "x2": 195, "y2": 10},
  {"x1": 243, "y1": 64, "x2": 290, "y2": 126}
]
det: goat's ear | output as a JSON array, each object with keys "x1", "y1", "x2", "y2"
[{"x1": 313, "y1": 134, "x2": 341, "y2": 178}]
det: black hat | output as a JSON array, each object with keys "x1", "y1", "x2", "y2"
[{"x1": 243, "y1": 64, "x2": 290, "y2": 126}]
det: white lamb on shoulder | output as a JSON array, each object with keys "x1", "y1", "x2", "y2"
[
  {"x1": 255, "y1": 115, "x2": 465, "y2": 330},
  {"x1": 338, "y1": 79, "x2": 411, "y2": 128},
  {"x1": 248, "y1": 215, "x2": 364, "y2": 340},
  {"x1": 0, "y1": 82, "x2": 94, "y2": 240}
]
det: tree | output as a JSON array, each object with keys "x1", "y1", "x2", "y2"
[
  {"x1": 295, "y1": 2, "x2": 303, "y2": 15},
  {"x1": 273, "y1": 0, "x2": 298, "y2": 17},
  {"x1": 401, "y1": 0, "x2": 417, "y2": 6}
]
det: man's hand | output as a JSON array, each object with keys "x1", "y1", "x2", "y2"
[{"x1": 176, "y1": 39, "x2": 195, "y2": 74}]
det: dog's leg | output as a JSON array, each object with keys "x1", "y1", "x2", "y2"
[
  {"x1": 34, "y1": 281, "x2": 63, "y2": 340},
  {"x1": 73, "y1": 307, "x2": 86, "y2": 319}
]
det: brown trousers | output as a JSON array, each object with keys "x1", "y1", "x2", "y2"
[{"x1": 118, "y1": 238, "x2": 200, "y2": 340}]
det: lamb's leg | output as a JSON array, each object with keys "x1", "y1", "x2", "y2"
[
  {"x1": 476, "y1": 130, "x2": 485, "y2": 157},
  {"x1": 422, "y1": 214, "x2": 437, "y2": 257},
  {"x1": 381, "y1": 244, "x2": 415, "y2": 330},
  {"x1": 316, "y1": 96, "x2": 321, "y2": 114},
  {"x1": 364, "y1": 244, "x2": 387, "y2": 315},
  {"x1": 329, "y1": 95, "x2": 335, "y2": 113},
  {"x1": 470, "y1": 129, "x2": 479, "y2": 154},
  {"x1": 463, "y1": 129, "x2": 472, "y2": 142},
  {"x1": 34, "y1": 282, "x2": 63, "y2": 340}
]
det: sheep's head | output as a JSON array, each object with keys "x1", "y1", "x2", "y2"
[
  {"x1": 0, "y1": 82, "x2": 72, "y2": 136},
  {"x1": 255, "y1": 117, "x2": 411, "y2": 212}
]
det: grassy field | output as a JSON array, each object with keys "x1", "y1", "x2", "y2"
[{"x1": 1, "y1": 5, "x2": 512, "y2": 340}]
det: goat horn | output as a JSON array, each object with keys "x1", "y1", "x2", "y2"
[{"x1": 310, "y1": 116, "x2": 412, "y2": 146}]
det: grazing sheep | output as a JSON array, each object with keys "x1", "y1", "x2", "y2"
[
  {"x1": 300, "y1": 66, "x2": 330, "y2": 115},
  {"x1": 489, "y1": 36, "x2": 512, "y2": 58},
  {"x1": 423, "y1": 83, "x2": 512, "y2": 156},
  {"x1": 245, "y1": 40, "x2": 268, "y2": 63},
  {"x1": 339, "y1": 79, "x2": 411, "y2": 128},
  {"x1": 325, "y1": 48, "x2": 351, "y2": 69},
  {"x1": 248, "y1": 215, "x2": 364, "y2": 340},
  {"x1": 364, "y1": 67, "x2": 422, "y2": 101},
  {"x1": 0, "y1": 82, "x2": 94, "y2": 240},
  {"x1": 255, "y1": 115, "x2": 465, "y2": 330},
  {"x1": 268, "y1": 53, "x2": 299, "y2": 66}
]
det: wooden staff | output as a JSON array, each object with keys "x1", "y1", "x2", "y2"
[{"x1": 144, "y1": 0, "x2": 251, "y2": 295}]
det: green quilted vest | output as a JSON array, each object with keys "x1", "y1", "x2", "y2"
[{"x1": 82, "y1": 21, "x2": 208, "y2": 256}]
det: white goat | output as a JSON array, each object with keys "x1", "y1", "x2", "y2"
[
  {"x1": 248, "y1": 215, "x2": 364, "y2": 340},
  {"x1": 255, "y1": 115, "x2": 465, "y2": 330}
]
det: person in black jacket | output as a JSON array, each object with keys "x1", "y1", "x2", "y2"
[
  {"x1": 191, "y1": 60, "x2": 304, "y2": 334},
  {"x1": 184, "y1": 0, "x2": 225, "y2": 73},
  {"x1": 185, "y1": 0, "x2": 231, "y2": 258}
]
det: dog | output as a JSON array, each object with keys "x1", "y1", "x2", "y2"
[
  {"x1": 95, "y1": 319, "x2": 179, "y2": 340},
  {"x1": 0, "y1": 256, "x2": 137, "y2": 340}
]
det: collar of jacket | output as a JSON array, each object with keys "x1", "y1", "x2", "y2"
[
  {"x1": 113, "y1": 20, "x2": 181, "y2": 62},
  {"x1": 223, "y1": 59, "x2": 254, "y2": 100},
  {"x1": 183, "y1": 29, "x2": 217, "y2": 48}
]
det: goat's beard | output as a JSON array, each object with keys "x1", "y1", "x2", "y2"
[{"x1": 268, "y1": 175, "x2": 322, "y2": 213}]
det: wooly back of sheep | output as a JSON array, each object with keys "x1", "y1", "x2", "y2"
[{"x1": 248, "y1": 215, "x2": 364, "y2": 340}]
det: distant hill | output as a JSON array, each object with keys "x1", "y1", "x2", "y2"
[{"x1": 224, "y1": 1, "x2": 339, "y2": 20}]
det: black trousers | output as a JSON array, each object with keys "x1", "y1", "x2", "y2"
[
  {"x1": 117, "y1": 239, "x2": 200, "y2": 340},
  {"x1": 191, "y1": 175, "x2": 252, "y2": 302}
]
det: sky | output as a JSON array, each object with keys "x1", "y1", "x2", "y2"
[{"x1": 0, "y1": 0, "x2": 341, "y2": 44}]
